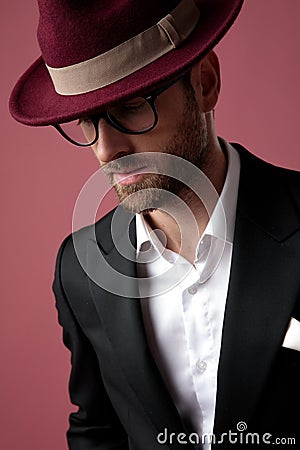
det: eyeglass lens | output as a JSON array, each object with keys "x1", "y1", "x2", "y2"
[
  {"x1": 58, "y1": 97, "x2": 156, "y2": 145},
  {"x1": 107, "y1": 98, "x2": 155, "y2": 132},
  {"x1": 58, "y1": 119, "x2": 95, "y2": 146}
]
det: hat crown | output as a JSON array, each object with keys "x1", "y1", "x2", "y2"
[
  {"x1": 37, "y1": 0, "x2": 182, "y2": 67},
  {"x1": 10, "y1": 0, "x2": 244, "y2": 126}
]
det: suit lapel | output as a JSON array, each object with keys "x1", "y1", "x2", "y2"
[
  {"x1": 214, "y1": 146, "x2": 300, "y2": 435},
  {"x1": 87, "y1": 206, "x2": 192, "y2": 449}
]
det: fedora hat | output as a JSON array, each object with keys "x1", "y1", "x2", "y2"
[{"x1": 9, "y1": 0, "x2": 243, "y2": 127}]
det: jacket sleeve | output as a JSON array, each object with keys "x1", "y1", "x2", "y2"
[{"x1": 52, "y1": 236, "x2": 129, "y2": 450}]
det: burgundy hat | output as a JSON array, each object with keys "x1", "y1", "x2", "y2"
[{"x1": 9, "y1": 0, "x2": 244, "y2": 127}]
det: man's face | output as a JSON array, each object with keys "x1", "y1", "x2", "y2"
[{"x1": 91, "y1": 78, "x2": 210, "y2": 213}]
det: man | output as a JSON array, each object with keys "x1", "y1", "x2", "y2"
[{"x1": 9, "y1": 0, "x2": 300, "y2": 449}]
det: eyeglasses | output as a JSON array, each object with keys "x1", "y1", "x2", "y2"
[{"x1": 53, "y1": 77, "x2": 182, "y2": 147}]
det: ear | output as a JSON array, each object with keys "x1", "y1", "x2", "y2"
[{"x1": 190, "y1": 50, "x2": 221, "y2": 112}]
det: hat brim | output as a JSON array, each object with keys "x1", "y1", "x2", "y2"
[{"x1": 9, "y1": 0, "x2": 243, "y2": 126}]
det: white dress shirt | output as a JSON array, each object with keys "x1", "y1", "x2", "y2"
[{"x1": 136, "y1": 140, "x2": 241, "y2": 449}]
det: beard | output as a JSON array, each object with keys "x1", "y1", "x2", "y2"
[{"x1": 102, "y1": 86, "x2": 210, "y2": 214}]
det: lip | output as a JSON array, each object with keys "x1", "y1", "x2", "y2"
[{"x1": 112, "y1": 166, "x2": 148, "y2": 185}]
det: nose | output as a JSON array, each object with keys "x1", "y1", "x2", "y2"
[{"x1": 92, "y1": 118, "x2": 133, "y2": 165}]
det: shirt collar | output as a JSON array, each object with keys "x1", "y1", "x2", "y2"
[
  {"x1": 136, "y1": 211, "x2": 166, "y2": 259},
  {"x1": 136, "y1": 138, "x2": 240, "y2": 259},
  {"x1": 202, "y1": 138, "x2": 240, "y2": 245}
]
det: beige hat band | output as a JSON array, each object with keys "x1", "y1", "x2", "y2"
[{"x1": 45, "y1": 0, "x2": 200, "y2": 96}]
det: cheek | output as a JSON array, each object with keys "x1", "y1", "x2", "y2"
[
  {"x1": 136, "y1": 106, "x2": 186, "y2": 151},
  {"x1": 155, "y1": 92, "x2": 187, "y2": 134}
]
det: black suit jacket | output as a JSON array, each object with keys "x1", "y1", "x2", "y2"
[{"x1": 53, "y1": 145, "x2": 300, "y2": 449}]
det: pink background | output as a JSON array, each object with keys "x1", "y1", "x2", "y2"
[{"x1": 1, "y1": 1, "x2": 300, "y2": 449}]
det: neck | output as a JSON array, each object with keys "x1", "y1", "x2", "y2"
[{"x1": 143, "y1": 138, "x2": 227, "y2": 264}]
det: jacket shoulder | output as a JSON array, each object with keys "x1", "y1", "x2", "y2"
[
  {"x1": 232, "y1": 143, "x2": 300, "y2": 241},
  {"x1": 56, "y1": 207, "x2": 117, "y2": 269}
]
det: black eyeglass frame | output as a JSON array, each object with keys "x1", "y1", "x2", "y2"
[{"x1": 53, "y1": 76, "x2": 183, "y2": 147}]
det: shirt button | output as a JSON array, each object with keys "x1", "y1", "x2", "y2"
[
  {"x1": 196, "y1": 360, "x2": 207, "y2": 373},
  {"x1": 188, "y1": 285, "x2": 198, "y2": 295}
]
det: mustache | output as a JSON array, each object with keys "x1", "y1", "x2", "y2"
[
  {"x1": 102, "y1": 161, "x2": 142, "y2": 174},
  {"x1": 100, "y1": 152, "x2": 187, "y2": 178},
  {"x1": 101, "y1": 154, "x2": 158, "y2": 175}
]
